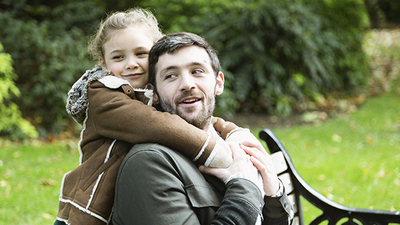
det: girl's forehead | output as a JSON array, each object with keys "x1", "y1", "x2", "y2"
[
  {"x1": 106, "y1": 25, "x2": 155, "y2": 43},
  {"x1": 103, "y1": 27, "x2": 155, "y2": 52}
]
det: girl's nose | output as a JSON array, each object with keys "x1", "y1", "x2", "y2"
[{"x1": 126, "y1": 58, "x2": 139, "y2": 70}]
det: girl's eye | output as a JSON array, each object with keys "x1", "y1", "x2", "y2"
[
  {"x1": 112, "y1": 55, "x2": 123, "y2": 60},
  {"x1": 137, "y1": 51, "x2": 149, "y2": 57}
]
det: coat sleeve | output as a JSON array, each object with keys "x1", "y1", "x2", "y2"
[
  {"x1": 112, "y1": 144, "x2": 263, "y2": 225},
  {"x1": 87, "y1": 81, "x2": 217, "y2": 161},
  {"x1": 262, "y1": 192, "x2": 293, "y2": 225}
]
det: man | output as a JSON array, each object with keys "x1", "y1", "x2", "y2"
[{"x1": 112, "y1": 32, "x2": 293, "y2": 224}]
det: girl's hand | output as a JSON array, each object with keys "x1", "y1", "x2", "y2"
[
  {"x1": 240, "y1": 141, "x2": 280, "y2": 196},
  {"x1": 199, "y1": 143, "x2": 260, "y2": 188}
]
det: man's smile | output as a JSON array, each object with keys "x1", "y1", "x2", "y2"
[{"x1": 179, "y1": 97, "x2": 202, "y2": 107}]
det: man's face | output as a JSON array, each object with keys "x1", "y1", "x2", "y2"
[{"x1": 154, "y1": 46, "x2": 224, "y2": 130}]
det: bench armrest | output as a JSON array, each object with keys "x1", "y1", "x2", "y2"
[{"x1": 259, "y1": 128, "x2": 400, "y2": 225}]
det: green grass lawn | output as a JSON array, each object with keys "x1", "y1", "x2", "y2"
[
  {"x1": 1, "y1": 88, "x2": 399, "y2": 224},
  {"x1": 0, "y1": 141, "x2": 79, "y2": 224},
  {"x1": 254, "y1": 88, "x2": 400, "y2": 223}
]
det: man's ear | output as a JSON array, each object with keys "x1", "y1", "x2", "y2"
[
  {"x1": 153, "y1": 92, "x2": 159, "y2": 104},
  {"x1": 215, "y1": 72, "x2": 224, "y2": 96},
  {"x1": 99, "y1": 57, "x2": 107, "y2": 69}
]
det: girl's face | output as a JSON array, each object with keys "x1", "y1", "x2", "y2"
[{"x1": 101, "y1": 27, "x2": 153, "y2": 88}]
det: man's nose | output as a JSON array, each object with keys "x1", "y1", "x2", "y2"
[{"x1": 179, "y1": 73, "x2": 196, "y2": 91}]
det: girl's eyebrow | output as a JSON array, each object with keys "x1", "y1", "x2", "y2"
[
  {"x1": 109, "y1": 49, "x2": 122, "y2": 55},
  {"x1": 135, "y1": 45, "x2": 151, "y2": 50},
  {"x1": 109, "y1": 46, "x2": 150, "y2": 55}
]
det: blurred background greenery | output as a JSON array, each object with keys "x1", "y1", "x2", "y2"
[
  {"x1": 0, "y1": 0, "x2": 399, "y2": 140},
  {"x1": 1, "y1": 1, "x2": 400, "y2": 224}
]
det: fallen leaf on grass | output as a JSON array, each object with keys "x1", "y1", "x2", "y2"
[
  {"x1": 318, "y1": 174, "x2": 326, "y2": 180},
  {"x1": 0, "y1": 180, "x2": 8, "y2": 187},
  {"x1": 40, "y1": 179, "x2": 57, "y2": 186},
  {"x1": 4, "y1": 170, "x2": 11, "y2": 179},
  {"x1": 42, "y1": 213, "x2": 53, "y2": 219},
  {"x1": 332, "y1": 134, "x2": 342, "y2": 143}
]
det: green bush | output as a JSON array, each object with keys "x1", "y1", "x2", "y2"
[
  {"x1": 377, "y1": 0, "x2": 400, "y2": 24},
  {"x1": 141, "y1": 0, "x2": 370, "y2": 116},
  {"x1": 0, "y1": 0, "x2": 372, "y2": 137},
  {"x1": 0, "y1": 42, "x2": 37, "y2": 140},
  {"x1": 0, "y1": 1, "x2": 102, "y2": 136}
]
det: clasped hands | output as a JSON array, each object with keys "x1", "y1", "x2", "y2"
[{"x1": 199, "y1": 141, "x2": 280, "y2": 197}]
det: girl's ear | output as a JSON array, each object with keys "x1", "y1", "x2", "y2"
[
  {"x1": 99, "y1": 57, "x2": 107, "y2": 69},
  {"x1": 215, "y1": 72, "x2": 224, "y2": 96}
]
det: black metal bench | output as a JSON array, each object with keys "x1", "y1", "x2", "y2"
[{"x1": 259, "y1": 128, "x2": 400, "y2": 225}]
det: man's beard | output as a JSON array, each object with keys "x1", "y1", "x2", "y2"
[{"x1": 158, "y1": 90, "x2": 215, "y2": 130}]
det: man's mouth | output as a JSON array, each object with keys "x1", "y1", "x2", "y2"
[{"x1": 180, "y1": 97, "x2": 201, "y2": 105}]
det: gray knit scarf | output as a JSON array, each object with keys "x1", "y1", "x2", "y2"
[{"x1": 66, "y1": 64, "x2": 111, "y2": 124}]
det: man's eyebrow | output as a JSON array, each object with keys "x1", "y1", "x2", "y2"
[
  {"x1": 190, "y1": 62, "x2": 205, "y2": 67},
  {"x1": 159, "y1": 65, "x2": 178, "y2": 75},
  {"x1": 159, "y1": 61, "x2": 208, "y2": 74}
]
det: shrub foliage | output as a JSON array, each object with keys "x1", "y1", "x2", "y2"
[
  {"x1": 0, "y1": 42, "x2": 38, "y2": 139},
  {"x1": 0, "y1": 0, "x2": 383, "y2": 138},
  {"x1": 0, "y1": 0, "x2": 101, "y2": 136},
  {"x1": 141, "y1": 0, "x2": 370, "y2": 116}
]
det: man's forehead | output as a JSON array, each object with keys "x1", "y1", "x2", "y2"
[{"x1": 156, "y1": 46, "x2": 211, "y2": 71}]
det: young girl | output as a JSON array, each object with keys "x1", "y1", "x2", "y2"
[{"x1": 56, "y1": 8, "x2": 257, "y2": 225}]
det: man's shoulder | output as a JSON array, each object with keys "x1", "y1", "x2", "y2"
[
  {"x1": 126, "y1": 143, "x2": 186, "y2": 159},
  {"x1": 122, "y1": 143, "x2": 196, "y2": 171},
  {"x1": 120, "y1": 143, "x2": 223, "y2": 192}
]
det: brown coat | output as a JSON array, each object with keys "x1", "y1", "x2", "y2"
[{"x1": 57, "y1": 77, "x2": 238, "y2": 224}]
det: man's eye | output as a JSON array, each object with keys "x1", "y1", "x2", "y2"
[
  {"x1": 165, "y1": 74, "x2": 177, "y2": 80},
  {"x1": 192, "y1": 69, "x2": 203, "y2": 74}
]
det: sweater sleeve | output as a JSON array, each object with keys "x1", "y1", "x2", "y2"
[
  {"x1": 86, "y1": 81, "x2": 218, "y2": 163},
  {"x1": 212, "y1": 117, "x2": 239, "y2": 139}
]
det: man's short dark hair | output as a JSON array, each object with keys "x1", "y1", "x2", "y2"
[{"x1": 148, "y1": 32, "x2": 221, "y2": 88}]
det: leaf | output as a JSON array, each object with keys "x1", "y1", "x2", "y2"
[
  {"x1": 366, "y1": 135, "x2": 373, "y2": 143},
  {"x1": 42, "y1": 213, "x2": 53, "y2": 220},
  {"x1": 332, "y1": 133, "x2": 342, "y2": 143},
  {"x1": 40, "y1": 179, "x2": 57, "y2": 186}
]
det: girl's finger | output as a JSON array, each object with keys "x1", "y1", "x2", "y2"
[
  {"x1": 240, "y1": 144, "x2": 265, "y2": 159},
  {"x1": 240, "y1": 141, "x2": 267, "y2": 154},
  {"x1": 240, "y1": 140, "x2": 261, "y2": 148}
]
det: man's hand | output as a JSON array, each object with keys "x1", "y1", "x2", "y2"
[
  {"x1": 199, "y1": 143, "x2": 261, "y2": 188},
  {"x1": 240, "y1": 141, "x2": 280, "y2": 196}
]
